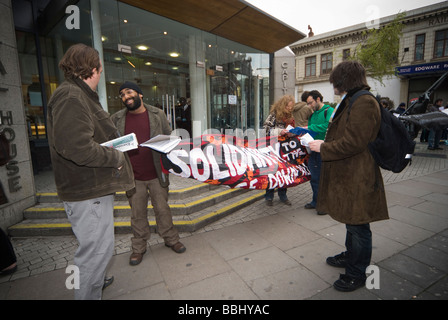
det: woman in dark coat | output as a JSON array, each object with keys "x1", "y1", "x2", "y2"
[{"x1": 309, "y1": 61, "x2": 389, "y2": 292}]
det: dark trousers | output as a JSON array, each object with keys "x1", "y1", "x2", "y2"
[
  {"x1": 0, "y1": 228, "x2": 16, "y2": 270},
  {"x1": 265, "y1": 188, "x2": 287, "y2": 201},
  {"x1": 345, "y1": 224, "x2": 372, "y2": 279},
  {"x1": 308, "y1": 151, "x2": 322, "y2": 207},
  {"x1": 428, "y1": 129, "x2": 442, "y2": 148}
]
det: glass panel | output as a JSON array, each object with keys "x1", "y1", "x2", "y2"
[
  {"x1": 415, "y1": 34, "x2": 425, "y2": 61},
  {"x1": 16, "y1": 31, "x2": 44, "y2": 139},
  {"x1": 321, "y1": 53, "x2": 332, "y2": 74},
  {"x1": 434, "y1": 29, "x2": 448, "y2": 58},
  {"x1": 207, "y1": 36, "x2": 269, "y2": 133},
  {"x1": 306, "y1": 56, "x2": 316, "y2": 77},
  {"x1": 99, "y1": 0, "x2": 196, "y2": 134},
  {"x1": 22, "y1": 0, "x2": 93, "y2": 141}
]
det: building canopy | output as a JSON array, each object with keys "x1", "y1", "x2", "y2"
[{"x1": 119, "y1": 0, "x2": 305, "y2": 53}]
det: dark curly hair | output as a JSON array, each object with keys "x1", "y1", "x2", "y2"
[
  {"x1": 58, "y1": 43, "x2": 101, "y2": 80},
  {"x1": 329, "y1": 60, "x2": 369, "y2": 93}
]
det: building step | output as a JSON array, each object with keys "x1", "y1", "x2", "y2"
[
  {"x1": 25, "y1": 187, "x2": 247, "y2": 219},
  {"x1": 8, "y1": 190, "x2": 265, "y2": 237},
  {"x1": 36, "y1": 182, "x2": 214, "y2": 203}
]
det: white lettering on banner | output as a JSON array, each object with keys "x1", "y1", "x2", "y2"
[
  {"x1": 190, "y1": 148, "x2": 210, "y2": 182},
  {"x1": 166, "y1": 149, "x2": 191, "y2": 178},
  {"x1": 226, "y1": 144, "x2": 247, "y2": 176},
  {"x1": 268, "y1": 166, "x2": 310, "y2": 189},
  {"x1": 205, "y1": 145, "x2": 230, "y2": 180},
  {"x1": 167, "y1": 142, "x2": 306, "y2": 183}
]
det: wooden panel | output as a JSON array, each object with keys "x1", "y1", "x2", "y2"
[
  {"x1": 213, "y1": 6, "x2": 303, "y2": 53},
  {"x1": 118, "y1": 0, "x2": 305, "y2": 53},
  {"x1": 119, "y1": 0, "x2": 245, "y2": 32}
]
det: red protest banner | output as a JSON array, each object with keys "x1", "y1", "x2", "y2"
[{"x1": 161, "y1": 134, "x2": 310, "y2": 189}]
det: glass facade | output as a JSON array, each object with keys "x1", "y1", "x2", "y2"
[{"x1": 15, "y1": 0, "x2": 271, "y2": 158}]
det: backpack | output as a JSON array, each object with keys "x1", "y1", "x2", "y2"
[{"x1": 347, "y1": 90, "x2": 416, "y2": 173}]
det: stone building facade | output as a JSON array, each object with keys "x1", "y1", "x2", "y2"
[{"x1": 290, "y1": 2, "x2": 448, "y2": 107}]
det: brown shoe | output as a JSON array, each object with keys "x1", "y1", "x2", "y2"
[
  {"x1": 129, "y1": 251, "x2": 145, "y2": 266},
  {"x1": 165, "y1": 241, "x2": 186, "y2": 254}
]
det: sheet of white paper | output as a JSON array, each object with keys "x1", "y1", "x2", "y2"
[
  {"x1": 299, "y1": 133, "x2": 314, "y2": 154},
  {"x1": 300, "y1": 133, "x2": 314, "y2": 147},
  {"x1": 140, "y1": 134, "x2": 181, "y2": 153}
]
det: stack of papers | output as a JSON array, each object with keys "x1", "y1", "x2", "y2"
[{"x1": 101, "y1": 133, "x2": 138, "y2": 152}]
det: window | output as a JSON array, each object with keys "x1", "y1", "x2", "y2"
[
  {"x1": 343, "y1": 49, "x2": 351, "y2": 61},
  {"x1": 415, "y1": 34, "x2": 425, "y2": 61},
  {"x1": 305, "y1": 56, "x2": 316, "y2": 77},
  {"x1": 321, "y1": 53, "x2": 333, "y2": 74},
  {"x1": 434, "y1": 29, "x2": 448, "y2": 58}
]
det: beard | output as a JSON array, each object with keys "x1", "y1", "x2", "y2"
[{"x1": 123, "y1": 95, "x2": 142, "y2": 111}]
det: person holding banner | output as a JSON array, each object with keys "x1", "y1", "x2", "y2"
[
  {"x1": 111, "y1": 82, "x2": 186, "y2": 267},
  {"x1": 309, "y1": 60, "x2": 388, "y2": 292},
  {"x1": 302, "y1": 90, "x2": 333, "y2": 215},
  {"x1": 263, "y1": 95, "x2": 296, "y2": 206}
]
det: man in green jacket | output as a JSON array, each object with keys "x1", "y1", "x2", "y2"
[
  {"x1": 47, "y1": 44, "x2": 135, "y2": 300},
  {"x1": 303, "y1": 90, "x2": 334, "y2": 214},
  {"x1": 111, "y1": 82, "x2": 186, "y2": 267}
]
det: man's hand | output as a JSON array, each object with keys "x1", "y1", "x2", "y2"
[{"x1": 309, "y1": 140, "x2": 324, "y2": 153}]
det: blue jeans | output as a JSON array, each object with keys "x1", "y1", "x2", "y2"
[
  {"x1": 428, "y1": 129, "x2": 442, "y2": 148},
  {"x1": 265, "y1": 188, "x2": 288, "y2": 201},
  {"x1": 345, "y1": 224, "x2": 372, "y2": 279},
  {"x1": 308, "y1": 152, "x2": 322, "y2": 207}
]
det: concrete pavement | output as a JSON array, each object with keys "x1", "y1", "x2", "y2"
[{"x1": 1, "y1": 141, "x2": 447, "y2": 300}]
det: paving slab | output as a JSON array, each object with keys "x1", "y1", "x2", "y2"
[{"x1": 378, "y1": 253, "x2": 445, "y2": 289}]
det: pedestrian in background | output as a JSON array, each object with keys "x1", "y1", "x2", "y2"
[
  {"x1": 428, "y1": 98, "x2": 444, "y2": 150},
  {"x1": 309, "y1": 60, "x2": 389, "y2": 292},
  {"x1": 292, "y1": 91, "x2": 313, "y2": 127},
  {"x1": 47, "y1": 44, "x2": 135, "y2": 299}
]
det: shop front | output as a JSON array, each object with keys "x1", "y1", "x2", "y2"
[
  {"x1": 396, "y1": 61, "x2": 448, "y2": 105},
  {"x1": 13, "y1": 0, "x2": 306, "y2": 172},
  {"x1": 1, "y1": 0, "x2": 304, "y2": 229}
]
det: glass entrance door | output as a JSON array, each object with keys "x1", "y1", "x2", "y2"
[{"x1": 209, "y1": 57, "x2": 253, "y2": 133}]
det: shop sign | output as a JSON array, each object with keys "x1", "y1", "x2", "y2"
[{"x1": 396, "y1": 61, "x2": 448, "y2": 75}]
